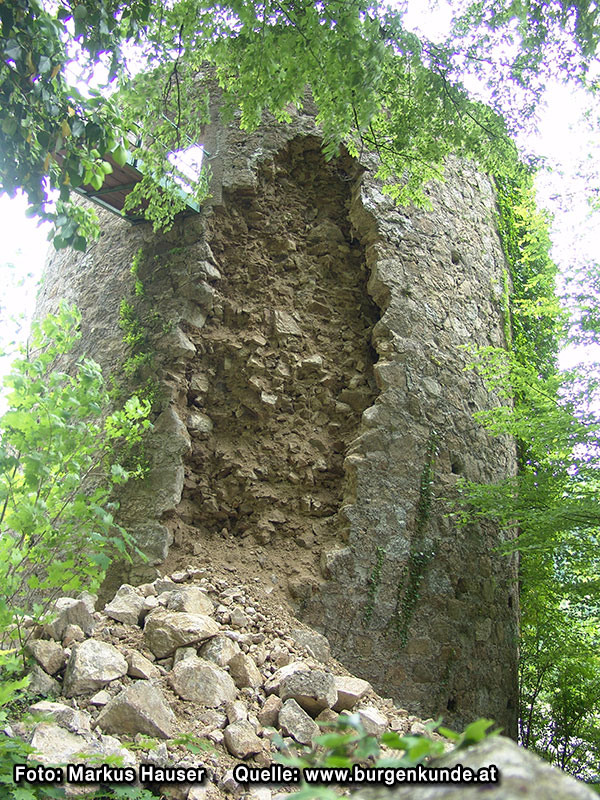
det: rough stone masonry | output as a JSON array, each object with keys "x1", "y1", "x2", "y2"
[{"x1": 36, "y1": 90, "x2": 519, "y2": 735}]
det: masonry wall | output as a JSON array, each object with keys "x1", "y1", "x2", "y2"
[{"x1": 37, "y1": 100, "x2": 518, "y2": 735}]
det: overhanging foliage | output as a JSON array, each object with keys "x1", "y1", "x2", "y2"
[{"x1": 5, "y1": 0, "x2": 597, "y2": 249}]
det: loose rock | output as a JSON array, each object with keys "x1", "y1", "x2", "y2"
[
  {"x1": 200, "y1": 634, "x2": 242, "y2": 667},
  {"x1": 169, "y1": 657, "x2": 237, "y2": 706},
  {"x1": 351, "y1": 736, "x2": 598, "y2": 800},
  {"x1": 104, "y1": 585, "x2": 145, "y2": 626},
  {"x1": 257, "y1": 695, "x2": 282, "y2": 728},
  {"x1": 45, "y1": 597, "x2": 95, "y2": 640},
  {"x1": 333, "y1": 677, "x2": 372, "y2": 711},
  {"x1": 291, "y1": 628, "x2": 331, "y2": 663},
  {"x1": 230, "y1": 606, "x2": 249, "y2": 629},
  {"x1": 127, "y1": 651, "x2": 161, "y2": 680},
  {"x1": 225, "y1": 700, "x2": 248, "y2": 724},
  {"x1": 173, "y1": 646, "x2": 198, "y2": 666},
  {"x1": 278, "y1": 699, "x2": 319, "y2": 745},
  {"x1": 264, "y1": 662, "x2": 309, "y2": 695},
  {"x1": 29, "y1": 701, "x2": 91, "y2": 734},
  {"x1": 63, "y1": 624, "x2": 85, "y2": 646},
  {"x1": 273, "y1": 310, "x2": 302, "y2": 337},
  {"x1": 228, "y1": 653, "x2": 263, "y2": 689},
  {"x1": 279, "y1": 669, "x2": 337, "y2": 716},
  {"x1": 356, "y1": 707, "x2": 387, "y2": 737},
  {"x1": 95, "y1": 681, "x2": 176, "y2": 738},
  {"x1": 26, "y1": 640, "x2": 66, "y2": 676},
  {"x1": 166, "y1": 586, "x2": 214, "y2": 615},
  {"x1": 224, "y1": 720, "x2": 263, "y2": 758},
  {"x1": 144, "y1": 610, "x2": 219, "y2": 658},
  {"x1": 63, "y1": 639, "x2": 128, "y2": 697},
  {"x1": 90, "y1": 690, "x2": 111, "y2": 706},
  {"x1": 29, "y1": 722, "x2": 135, "y2": 767},
  {"x1": 27, "y1": 664, "x2": 61, "y2": 696}
]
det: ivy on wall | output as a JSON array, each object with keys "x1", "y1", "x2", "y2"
[
  {"x1": 494, "y1": 168, "x2": 564, "y2": 377},
  {"x1": 388, "y1": 430, "x2": 439, "y2": 647},
  {"x1": 362, "y1": 431, "x2": 439, "y2": 646}
]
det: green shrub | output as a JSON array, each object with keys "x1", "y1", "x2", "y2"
[
  {"x1": 277, "y1": 713, "x2": 498, "y2": 800},
  {"x1": 0, "y1": 303, "x2": 151, "y2": 656},
  {"x1": 0, "y1": 304, "x2": 154, "y2": 799}
]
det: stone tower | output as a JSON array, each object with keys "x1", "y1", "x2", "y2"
[{"x1": 37, "y1": 97, "x2": 519, "y2": 736}]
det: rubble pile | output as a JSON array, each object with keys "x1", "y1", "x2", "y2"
[{"x1": 7, "y1": 566, "x2": 434, "y2": 799}]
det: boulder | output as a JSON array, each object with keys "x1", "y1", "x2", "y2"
[
  {"x1": 230, "y1": 606, "x2": 249, "y2": 628},
  {"x1": 199, "y1": 634, "x2": 241, "y2": 667},
  {"x1": 90, "y1": 690, "x2": 110, "y2": 706},
  {"x1": 95, "y1": 681, "x2": 176, "y2": 739},
  {"x1": 127, "y1": 651, "x2": 161, "y2": 680},
  {"x1": 278, "y1": 699, "x2": 319, "y2": 745},
  {"x1": 165, "y1": 586, "x2": 214, "y2": 615},
  {"x1": 29, "y1": 701, "x2": 91, "y2": 733},
  {"x1": 104, "y1": 585, "x2": 146, "y2": 626},
  {"x1": 291, "y1": 628, "x2": 331, "y2": 663},
  {"x1": 224, "y1": 720, "x2": 263, "y2": 758},
  {"x1": 26, "y1": 640, "x2": 65, "y2": 675},
  {"x1": 257, "y1": 695, "x2": 282, "y2": 728},
  {"x1": 220, "y1": 769, "x2": 244, "y2": 798},
  {"x1": 350, "y1": 736, "x2": 598, "y2": 800},
  {"x1": 143, "y1": 609, "x2": 219, "y2": 658},
  {"x1": 77, "y1": 592, "x2": 97, "y2": 615},
  {"x1": 142, "y1": 596, "x2": 159, "y2": 615},
  {"x1": 279, "y1": 669, "x2": 337, "y2": 716},
  {"x1": 356, "y1": 706, "x2": 387, "y2": 737},
  {"x1": 44, "y1": 597, "x2": 95, "y2": 640},
  {"x1": 173, "y1": 646, "x2": 199, "y2": 666},
  {"x1": 358, "y1": 706, "x2": 388, "y2": 736},
  {"x1": 154, "y1": 578, "x2": 179, "y2": 593},
  {"x1": 63, "y1": 639, "x2": 127, "y2": 696},
  {"x1": 169, "y1": 656, "x2": 237, "y2": 706},
  {"x1": 27, "y1": 664, "x2": 61, "y2": 696},
  {"x1": 333, "y1": 677, "x2": 372, "y2": 711},
  {"x1": 225, "y1": 700, "x2": 248, "y2": 724},
  {"x1": 29, "y1": 722, "x2": 86, "y2": 766},
  {"x1": 264, "y1": 661, "x2": 309, "y2": 695},
  {"x1": 228, "y1": 653, "x2": 263, "y2": 689},
  {"x1": 29, "y1": 722, "x2": 136, "y2": 767},
  {"x1": 63, "y1": 623, "x2": 85, "y2": 646}
]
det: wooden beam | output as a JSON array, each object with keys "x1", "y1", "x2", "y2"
[{"x1": 88, "y1": 182, "x2": 139, "y2": 197}]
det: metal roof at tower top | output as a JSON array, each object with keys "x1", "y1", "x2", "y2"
[{"x1": 72, "y1": 125, "x2": 205, "y2": 224}]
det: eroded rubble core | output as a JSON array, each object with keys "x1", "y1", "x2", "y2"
[{"x1": 168, "y1": 137, "x2": 379, "y2": 605}]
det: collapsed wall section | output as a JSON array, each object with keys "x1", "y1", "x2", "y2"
[
  {"x1": 36, "y1": 100, "x2": 518, "y2": 736},
  {"x1": 167, "y1": 137, "x2": 379, "y2": 598}
]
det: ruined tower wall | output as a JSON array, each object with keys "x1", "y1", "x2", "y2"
[{"x1": 37, "y1": 101, "x2": 518, "y2": 735}]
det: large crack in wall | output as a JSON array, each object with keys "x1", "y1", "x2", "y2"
[{"x1": 164, "y1": 136, "x2": 380, "y2": 599}]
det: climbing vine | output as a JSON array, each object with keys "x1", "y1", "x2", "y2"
[
  {"x1": 500, "y1": 268, "x2": 512, "y2": 349},
  {"x1": 113, "y1": 247, "x2": 166, "y2": 407},
  {"x1": 389, "y1": 430, "x2": 438, "y2": 647},
  {"x1": 459, "y1": 141, "x2": 600, "y2": 780},
  {"x1": 363, "y1": 545, "x2": 385, "y2": 625},
  {"x1": 494, "y1": 168, "x2": 564, "y2": 377}
]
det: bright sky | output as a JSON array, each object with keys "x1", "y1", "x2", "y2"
[
  {"x1": 402, "y1": 0, "x2": 600, "y2": 370},
  {"x1": 0, "y1": 194, "x2": 49, "y2": 368},
  {"x1": 0, "y1": 2, "x2": 599, "y2": 376}
]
